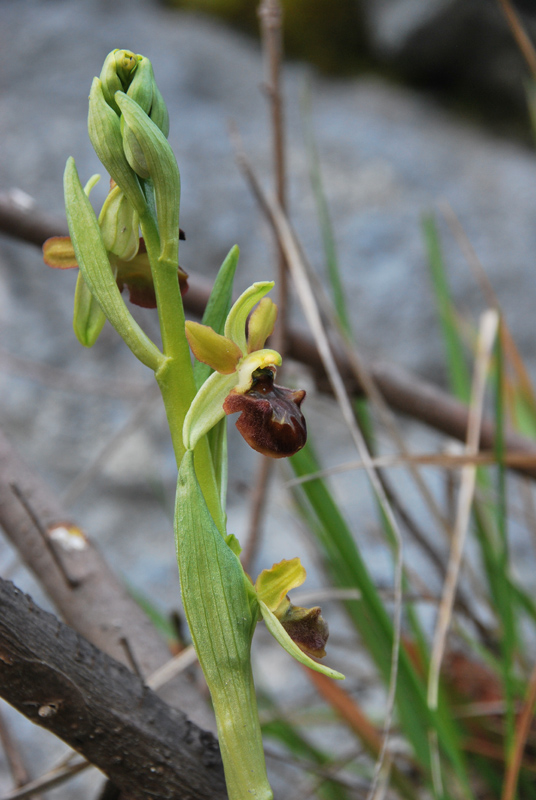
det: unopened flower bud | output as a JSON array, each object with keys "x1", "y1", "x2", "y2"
[
  {"x1": 99, "y1": 182, "x2": 140, "y2": 261},
  {"x1": 99, "y1": 49, "x2": 138, "y2": 114}
]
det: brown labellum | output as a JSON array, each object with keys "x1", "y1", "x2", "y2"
[{"x1": 223, "y1": 368, "x2": 307, "y2": 459}]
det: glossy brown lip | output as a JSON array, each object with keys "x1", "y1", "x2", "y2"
[{"x1": 223, "y1": 368, "x2": 307, "y2": 459}]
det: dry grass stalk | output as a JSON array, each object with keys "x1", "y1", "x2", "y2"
[{"x1": 427, "y1": 309, "x2": 500, "y2": 794}]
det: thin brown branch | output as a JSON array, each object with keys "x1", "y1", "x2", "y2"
[
  {"x1": 258, "y1": 0, "x2": 288, "y2": 355},
  {"x1": 1, "y1": 758, "x2": 89, "y2": 800},
  {"x1": 241, "y1": 456, "x2": 273, "y2": 572},
  {"x1": 501, "y1": 659, "x2": 536, "y2": 800},
  {"x1": 243, "y1": 0, "x2": 288, "y2": 574},
  {"x1": 0, "y1": 191, "x2": 68, "y2": 246},
  {"x1": 497, "y1": 0, "x2": 536, "y2": 81},
  {"x1": 0, "y1": 704, "x2": 41, "y2": 799},
  {"x1": 0, "y1": 578, "x2": 227, "y2": 800}
]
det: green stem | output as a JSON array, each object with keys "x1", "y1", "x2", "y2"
[
  {"x1": 212, "y1": 673, "x2": 273, "y2": 800},
  {"x1": 141, "y1": 210, "x2": 226, "y2": 532}
]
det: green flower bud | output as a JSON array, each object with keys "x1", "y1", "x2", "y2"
[
  {"x1": 115, "y1": 92, "x2": 180, "y2": 264},
  {"x1": 98, "y1": 183, "x2": 140, "y2": 261},
  {"x1": 88, "y1": 78, "x2": 147, "y2": 216},
  {"x1": 126, "y1": 56, "x2": 154, "y2": 116},
  {"x1": 99, "y1": 49, "x2": 139, "y2": 114}
]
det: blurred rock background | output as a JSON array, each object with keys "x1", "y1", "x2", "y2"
[{"x1": 2, "y1": 0, "x2": 536, "y2": 796}]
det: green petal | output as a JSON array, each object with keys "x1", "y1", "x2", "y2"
[
  {"x1": 247, "y1": 297, "x2": 278, "y2": 353},
  {"x1": 183, "y1": 370, "x2": 238, "y2": 451},
  {"x1": 73, "y1": 271, "x2": 106, "y2": 347},
  {"x1": 224, "y1": 281, "x2": 274, "y2": 352},
  {"x1": 259, "y1": 601, "x2": 344, "y2": 680},
  {"x1": 99, "y1": 184, "x2": 140, "y2": 261},
  {"x1": 255, "y1": 558, "x2": 306, "y2": 612},
  {"x1": 185, "y1": 321, "x2": 242, "y2": 374}
]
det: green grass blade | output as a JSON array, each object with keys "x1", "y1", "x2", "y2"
[
  {"x1": 422, "y1": 213, "x2": 471, "y2": 403},
  {"x1": 302, "y1": 83, "x2": 352, "y2": 337}
]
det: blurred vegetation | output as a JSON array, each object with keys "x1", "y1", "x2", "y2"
[{"x1": 164, "y1": 0, "x2": 372, "y2": 74}]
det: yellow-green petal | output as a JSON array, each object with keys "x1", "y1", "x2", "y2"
[
  {"x1": 247, "y1": 297, "x2": 278, "y2": 353},
  {"x1": 183, "y1": 370, "x2": 238, "y2": 451},
  {"x1": 255, "y1": 558, "x2": 306, "y2": 612},
  {"x1": 185, "y1": 321, "x2": 242, "y2": 374},
  {"x1": 235, "y1": 349, "x2": 282, "y2": 393},
  {"x1": 224, "y1": 281, "x2": 274, "y2": 353}
]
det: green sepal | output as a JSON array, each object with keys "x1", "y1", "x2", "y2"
[
  {"x1": 186, "y1": 322, "x2": 242, "y2": 374},
  {"x1": 149, "y1": 83, "x2": 170, "y2": 138},
  {"x1": 121, "y1": 117, "x2": 150, "y2": 179},
  {"x1": 225, "y1": 281, "x2": 274, "y2": 353},
  {"x1": 127, "y1": 56, "x2": 170, "y2": 138},
  {"x1": 64, "y1": 157, "x2": 164, "y2": 372},
  {"x1": 194, "y1": 244, "x2": 240, "y2": 389},
  {"x1": 175, "y1": 450, "x2": 272, "y2": 799},
  {"x1": 88, "y1": 78, "x2": 147, "y2": 216},
  {"x1": 115, "y1": 92, "x2": 181, "y2": 265},
  {"x1": 259, "y1": 600, "x2": 345, "y2": 680},
  {"x1": 183, "y1": 370, "x2": 237, "y2": 451},
  {"x1": 126, "y1": 55, "x2": 153, "y2": 116},
  {"x1": 73, "y1": 271, "x2": 106, "y2": 347}
]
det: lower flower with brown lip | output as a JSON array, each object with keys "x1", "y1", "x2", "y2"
[{"x1": 223, "y1": 367, "x2": 307, "y2": 458}]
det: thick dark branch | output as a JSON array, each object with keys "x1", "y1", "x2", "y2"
[
  {"x1": 3, "y1": 194, "x2": 536, "y2": 478},
  {"x1": 0, "y1": 578, "x2": 227, "y2": 800}
]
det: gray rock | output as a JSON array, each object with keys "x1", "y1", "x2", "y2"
[{"x1": 364, "y1": 0, "x2": 536, "y2": 128}]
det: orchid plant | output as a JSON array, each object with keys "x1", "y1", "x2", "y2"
[{"x1": 46, "y1": 49, "x2": 343, "y2": 800}]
